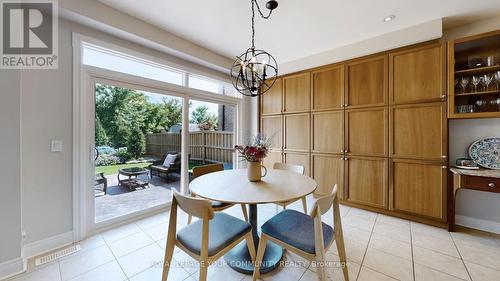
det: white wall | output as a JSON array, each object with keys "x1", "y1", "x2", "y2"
[
  {"x1": 0, "y1": 70, "x2": 22, "y2": 269},
  {"x1": 444, "y1": 16, "x2": 500, "y2": 233}
]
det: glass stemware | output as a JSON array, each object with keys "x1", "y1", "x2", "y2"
[
  {"x1": 483, "y1": 74, "x2": 493, "y2": 91},
  {"x1": 491, "y1": 98, "x2": 500, "y2": 111},
  {"x1": 472, "y1": 76, "x2": 481, "y2": 92},
  {"x1": 460, "y1": 77, "x2": 469, "y2": 93},
  {"x1": 476, "y1": 99, "x2": 486, "y2": 112},
  {"x1": 495, "y1": 71, "x2": 500, "y2": 90}
]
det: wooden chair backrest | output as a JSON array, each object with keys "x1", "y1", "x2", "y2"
[
  {"x1": 172, "y1": 190, "x2": 214, "y2": 220},
  {"x1": 192, "y1": 163, "x2": 224, "y2": 179},
  {"x1": 310, "y1": 184, "x2": 338, "y2": 218},
  {"x1": 273, "y1": 162, "x2": 305, "y2": 175}
]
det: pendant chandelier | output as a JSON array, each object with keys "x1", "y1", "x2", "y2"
[{"x1": 230, "y1": 0, "x2": 279, "y2": 97}]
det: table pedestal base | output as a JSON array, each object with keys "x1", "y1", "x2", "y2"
[{"x1": 224, "y1": 240, "x2": 283, "y2": 274}]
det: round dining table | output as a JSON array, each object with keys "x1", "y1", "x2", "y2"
[{"x1": 189, "y1": 168, "x2": 317, "y2": 274}]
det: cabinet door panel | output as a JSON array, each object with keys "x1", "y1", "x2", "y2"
[
  {"x1": 346, "y1": 157, "x2": 387, "y2": 208},
  {"x1": 284, "y1": 73, "x2": 311, "y2": 113},
  {"x1": 263, "y1": 150, "x2": 282, "y2": 169},
  {"x1": 284, "y1": 113, "x2": 310, "y2": 152},
  {"x1": 284, "y1": 152, "x2": 310, "y2": 176},
  {"x1": 261, "y1": 116, "x2": 282, "y2": 149},
  {"x1": 391, "y1": 103, "x2": 446, "y2": 160},
  {"x1": 312, "y1": 111, "x2": 343, "y2": 154},
  {"x1": 312, "y1": 66, "x2": 344, "y2": 111},
  {"x1": 390, "y1": 43, "x2": 445, "y2": 104},
  {"x1": 261, "y1": 78, "x2": 283, "y2": 114},
  {"x1": 346, "y1": 55, "x2": 388, "y2": 107},
  {"x1": 391, "y1": 160, "x2": 445, "y2": 220},
  {"x1": 346, "y1": 108, "x2": 387, "y2": 157},
  {"x1": 312, "y1": 154, "x2": 344, "y2": 199}
]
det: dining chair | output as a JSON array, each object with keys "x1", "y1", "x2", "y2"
[
  {"x1": 188, "y1": 163, "x2": 249, "y2": 224},
  {"x1": 162, "y1": 190, "x2": 256, "y2": 281},
  {"x1": 252, "y1": 184, "x2": 348, "y2": 281},
  {"x1": 273, "y1": 162, "x2": 308, "y2": 213}
]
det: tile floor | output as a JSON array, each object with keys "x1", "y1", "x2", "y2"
[{"x1": 8, "y1": 198, "x2": 500, "y2": 281}]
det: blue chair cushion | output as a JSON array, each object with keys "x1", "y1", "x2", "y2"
[
  {"x1": 211, "y1": 201, "x2": 231, "y2": 209},
  {"x1": 177, "y1": 213, "x2": 251, "y2": 256},
  {"x1": 261, "y1": 209, "x2": 334, "y2": 254}
]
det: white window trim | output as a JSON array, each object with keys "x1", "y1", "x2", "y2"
[{"x1": 72, "y1": 33, "x2": 246, "y2": 241}]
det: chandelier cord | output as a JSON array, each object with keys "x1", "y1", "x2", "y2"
[{"x1": 251, "y1": 0, "x2": 273, "y2": 49}]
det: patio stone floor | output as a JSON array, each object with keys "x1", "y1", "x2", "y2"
[{"x1": 95, "y1": 173, "x2": 180, "y2": 222}]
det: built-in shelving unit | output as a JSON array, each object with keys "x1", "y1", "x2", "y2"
[{"x1": 448, "y1": 30, "x2": 500, "y2": 118}]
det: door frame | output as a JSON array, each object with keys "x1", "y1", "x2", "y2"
[{"x1": 72, "y1": 33, "x2": 245, "y2": 241}]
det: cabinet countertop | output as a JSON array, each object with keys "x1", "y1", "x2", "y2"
[{"x1": 450, "y1": 167, "x2": 500, "y2": 179}]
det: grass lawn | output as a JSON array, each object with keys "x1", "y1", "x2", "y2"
[
  {"x1": 95, "y1": 162, "x2": 151, "y2": 176},
  {"x1": 96, "y1": 161, "x2": 204, "y2": 176}
]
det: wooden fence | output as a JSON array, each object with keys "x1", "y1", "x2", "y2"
[{"x1": 145, "y1": 131, "x2": 234, "y2": 164}]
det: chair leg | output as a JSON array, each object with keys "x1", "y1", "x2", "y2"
[
  {"x1": 187, "y1": 214, "x2": 192, "y2": 225},
  {"x1": 315, "y1": 253, "x2": 327, "y2": 281},
  {"x1": 301, "y1": 197, "x2": 307, "y2": 213},
  {"x1": 198, "y1": 262, "x2": 208, "y2": 281},
  {"x1": 336, "y1": 234, "x2": 349, "y2": 281},
  {"x1": 161, "y1": 239, "x2": 176, "y2": 281},
  {"x1": 245, "y1": 232, "x2": 256, "y2": 262},
  {"x1": 252, "y1": 235, "x2": 267, "y2": 281},
  {"x1": 241, "y1": 204, "x2": 249, "y2": 222}
]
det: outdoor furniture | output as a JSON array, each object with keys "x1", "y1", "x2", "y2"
[
  {"x1": 118, "y1": 167, "x2": 150, "y2": 190},
  {"x1": 149, "y1": 151, "x2": 181, "y2": 182},
  {"x1": 273, "y1": 163, "x2": 308, "y2": 213},
  {"x1": 94, "y1": 172, "x2": 108, "y2": 195},
  {"x1": 190, "y1": 168, "x2": 317, "y2": 274},
  {"x1": 188, "y1": 164, "x2": 249, "y2": 224},
  {"x1": 253, "y1": 185, "x2": 348, "y2": 281},
  {"x1": 162, "y1": 190, "x2": 255, "y2": 281}
]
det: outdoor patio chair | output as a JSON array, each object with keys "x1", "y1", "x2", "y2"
[
  {"x1": 94, "y1": 172, "x2": 108, "y2": 195},
  {"x1": 149, "y1": 151, "x2": 181, "y2": 182}
]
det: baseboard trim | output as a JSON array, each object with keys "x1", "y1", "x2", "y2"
[
  {"x1": 0, "y1": 257, "x2": 25, "y2": 281},
  {"x1": 23, "y1": 231, "x2": 74, "y2": 259},
  {"x1": 455, "y1": 215, "x2": 500, "y2": 234}
]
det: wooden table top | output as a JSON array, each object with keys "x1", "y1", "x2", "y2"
[{"x1": 189, "y1": 169, "x2": 317, "y2": 204}]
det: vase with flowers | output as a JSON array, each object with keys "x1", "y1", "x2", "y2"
[{"x1": 235, "y1": 134, "x2": 271, "y2": 182}]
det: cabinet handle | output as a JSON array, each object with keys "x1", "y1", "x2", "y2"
[
  {"x1": 442, "y1": 155, "x2": 447, "y2": 159},
  {"x1": 441, "y1": 95, "x2": 446, "y2": 99},
  {"x1": 489, "y1": 183, "x2": 496, "y2": 188},
  {"x1": 344, "y1": 103, "x2": 348, "y2": 107},
  {"x1": 340, "y1": 104, "x2": 344, "y2": 108}
]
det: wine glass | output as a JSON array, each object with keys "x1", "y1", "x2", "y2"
[
  {"x1": 476, "y1": 99, "x2": 486, "y2": 112},
  {"x1": 483, "y1": 74, "x2": 493, "y2": 91},
  {"x1": 491, "y1": 98, "x2": 500, "y2": 111},
  {"x1": 460, "y1": 77, "x2": 469, "y2": 93},
  {"x1": 495, "y1": 71, "x2": 500, "y2": 90},
  {"x1": 472, "y1": 76, "x2": 481, "y2": 92}
]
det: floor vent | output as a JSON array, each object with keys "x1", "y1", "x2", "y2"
[{"x1": 35, "y1": 245, "x2": 81, "y2": 266}]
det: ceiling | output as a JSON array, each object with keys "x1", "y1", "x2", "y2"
[{"x1": 97, "y1": 0, "x2": 500, "y2": 64}]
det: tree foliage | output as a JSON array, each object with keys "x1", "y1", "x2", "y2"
[{"x1": 190, "y1": 105, "x2": 218, "y2": 130}]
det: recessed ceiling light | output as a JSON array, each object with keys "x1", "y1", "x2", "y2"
[{"x1": 384, "y1": 15, "x2": 396, "y2": 22}]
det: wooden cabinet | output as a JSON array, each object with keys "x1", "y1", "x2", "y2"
[
  {"x1": 284, "y1": 113, "x2": 310, "y2": 152},
  {"x1": 390, "y1": 159, "x2": 446, "y2": 220},
  {"x1": 389, "y1": 43, "x2": 446, "y2": 105},
  {"x1": 260, "y1": 78, "x2": 282, "y2": 115},
  {"x1": 312, "y1": 111, "x2": 343, "y2": 154},
  {"x1": 345, "y1": 156, "x2": 388, "y2": 208},
  {"x1": 284, "y1": 152, "x2": 310, "y2": 176},
  {"x1": 346, "y1": 55, "x2": 388, "y2": 108},
  {"x1": 261, "y1": 115, "x2": 282, "y2": 149},
  {"x1": 263, "y1": 150, "x2": 282, "y2": 169},
  {"x1": 346, "y1": 107, "x2": 388, "y2": 157},
  {"x1": 312, "y1": 154, "x2": 344, "y2": 198},
  {"x1": 284, "y1": 73, "x2": 311, "y2": 113},
  {"x1": 312, "y1": 66, "x2": 344, "y2": 111},
  {"x1": 448, "y1": 30, "x2": 500, "y2": 119},
  {"x1": 390, "y1": 103, "x2": 446, "y2": 161}
]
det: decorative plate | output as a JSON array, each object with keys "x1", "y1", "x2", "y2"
[{"x1": 468, "y1": 137, "x2": 500, "y2": 169}]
